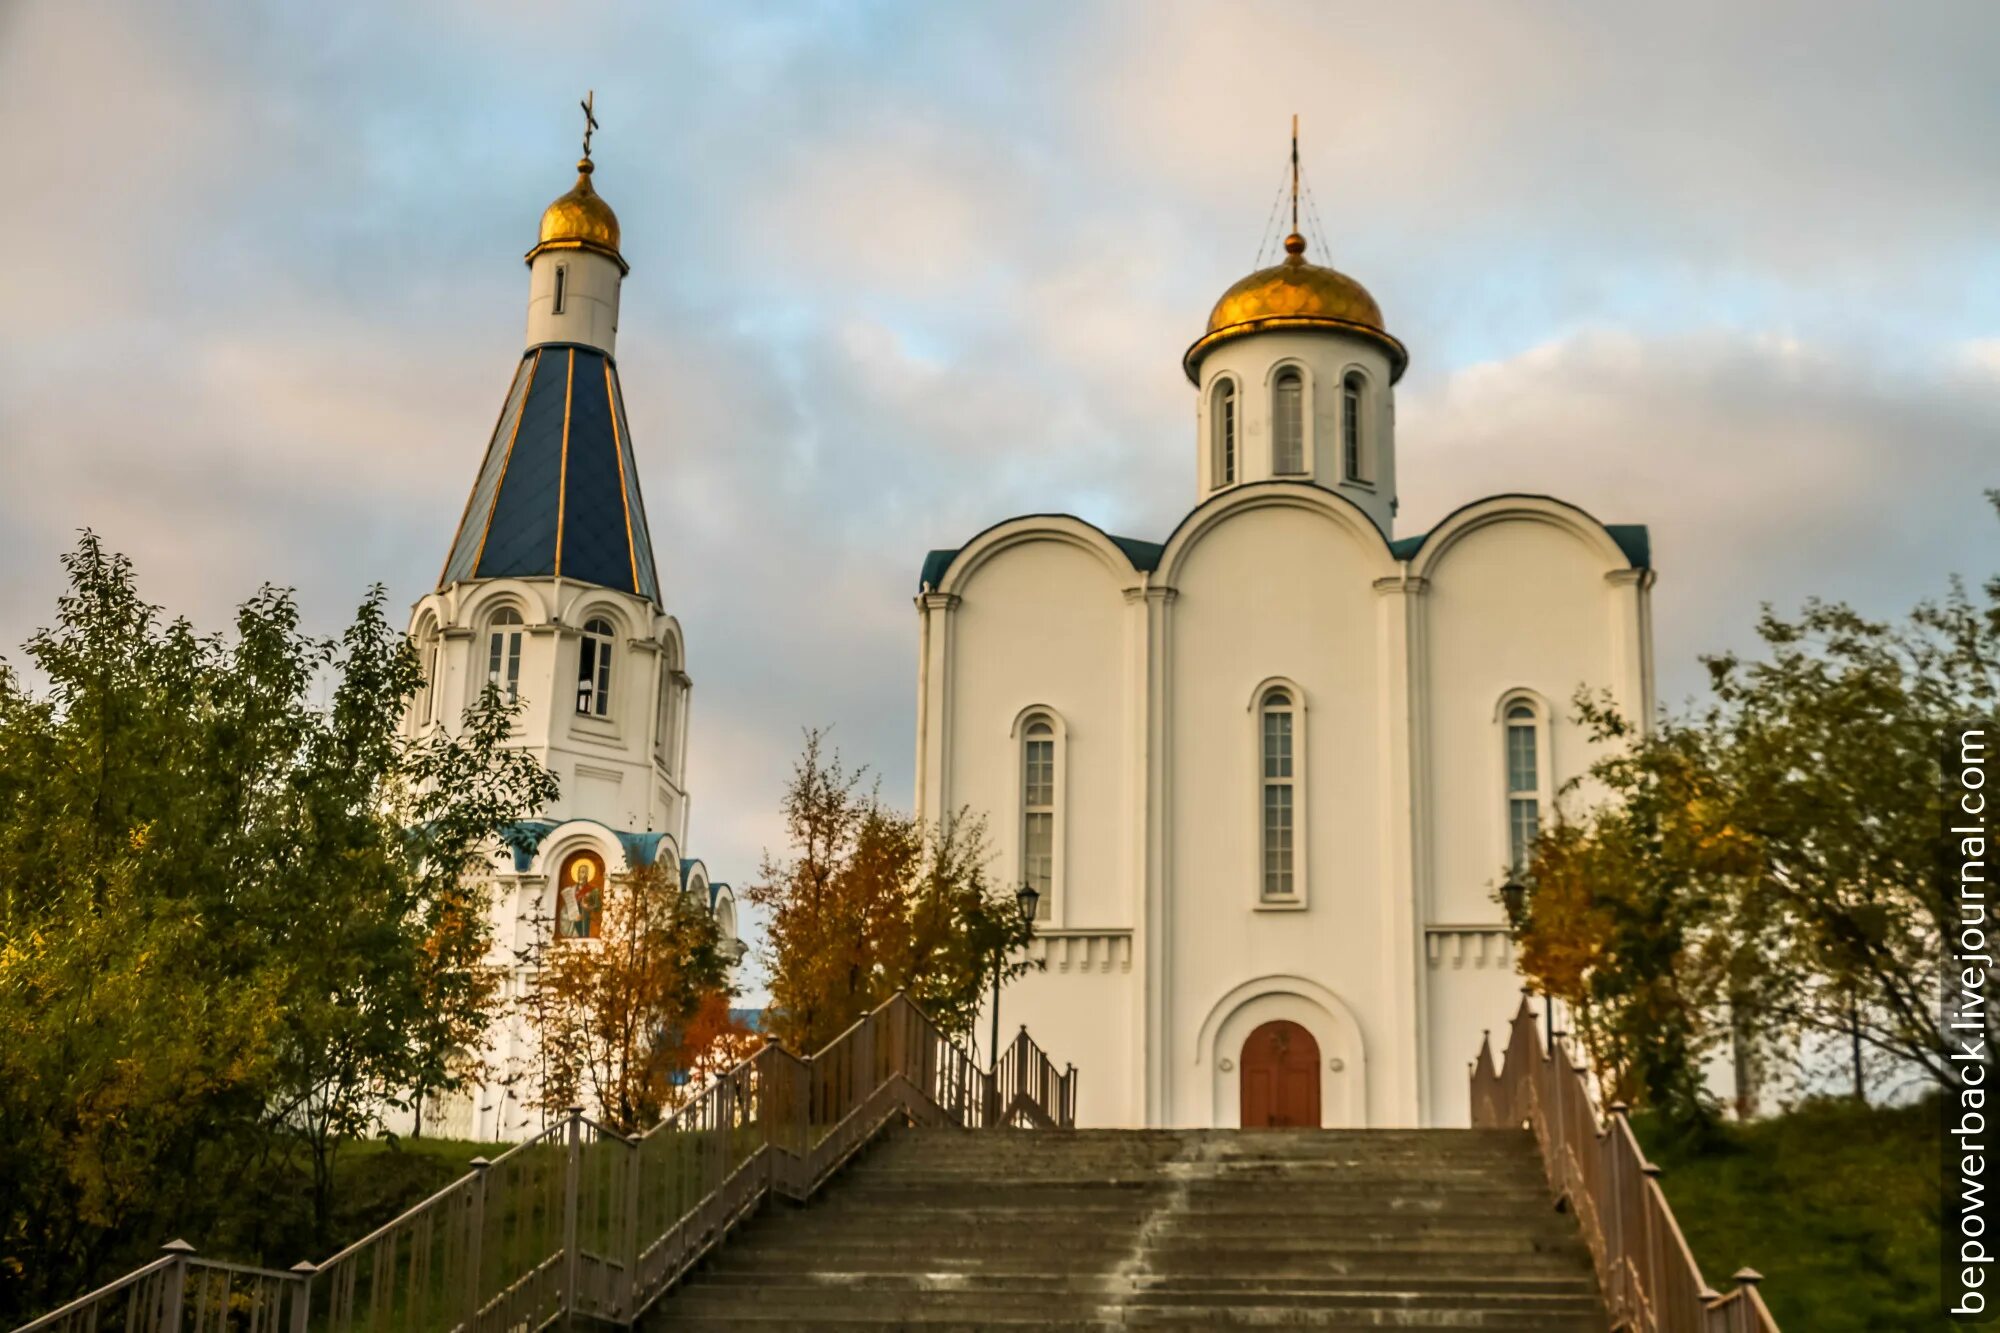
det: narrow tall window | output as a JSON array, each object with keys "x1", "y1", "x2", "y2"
[
  {"x1": 553, "y1": 265, "x2": 567, "y2": 315},
  {"x1": 1022, "y1": 719, "x2": 1055, "y2": 918},
  {"x1": 487, "y1": 608, "x2": 524, "y2": 704},
  {"x1": 1506, "y1": 703, "x2": 1541, "y2": 871},
  {"x1": 576, "y1": 617, "x2": 614, "y2": 717},
  {"x1": 655, "y1": 661, "x2": 677, "y2": 760},
  {"x1": 1273, "y1": 370, "x2": 1305, "y2": 474},
  {"x1": 1342, "y1": 372, "x2": 1365, "y2": 481},
  {"x1": 1261, "y1": 688, "x2": 1296, "y2": 898},
  {"x1": 1214, "y1": 381, "x2": 1237, "y2": 486},
  {"x1": 422, "y1": 638, "x2": 442, "y2": 723}
]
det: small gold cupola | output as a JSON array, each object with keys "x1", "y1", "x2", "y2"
[
  {"x1": 1183, "y1": 117, "x2": 1405, "y2": 384},
  {"x1": 526, "y1": 92, "x2": 627, "y2": 274},
  {"x1": 1184, "y1": 231, "x2": 1404, "y2": 384}
]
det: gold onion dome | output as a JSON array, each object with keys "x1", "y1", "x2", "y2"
[
  {"x1": 1183, "y1": 232, "x2": 1405, "y2": 383},
  {"x1": 527, "y1": 157, "x2": 627, "y2": 272}
]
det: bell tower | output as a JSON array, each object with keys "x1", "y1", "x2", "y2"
[{"x1": 406, "y1": 101, "x2": 688, "y2": 846}]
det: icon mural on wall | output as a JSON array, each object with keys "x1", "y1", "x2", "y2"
[{"x1": 557, "y1": 850, "x2": 605, "y2": 939}]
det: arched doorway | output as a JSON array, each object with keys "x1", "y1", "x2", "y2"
[{"x1": 1240, "y1": 1020, "x2": 1321, "y2": 1127}]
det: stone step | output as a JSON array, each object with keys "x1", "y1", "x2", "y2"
[
  {"x1": 683, "y1": 1271, "x2": 1600, "y2": 1297},
  {"x1": 636, "y1": 1124, "x2": 1606, "y2": 1331},
  {"x1": 663, "y1": 1286, "x2": 1608, "y2": 1318},
  {"x1": 650, "y1": 1306, "x2": 1607, "y2": 1331}
]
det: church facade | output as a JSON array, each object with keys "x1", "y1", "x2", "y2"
[
  {"x1": 915, "y1": 230, "x2": 1655, "y2": 1129},
  {"x1": 401, "y1": 137, "x2": 740, "y2": 1140}
]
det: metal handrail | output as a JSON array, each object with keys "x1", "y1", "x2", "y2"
[
  {"x1": 13, "y1": 992, "x2": 1074, "y2": 1333},
  {"x1": 1471, "y1": 995, "x2": 1779, "y2": 1333}
]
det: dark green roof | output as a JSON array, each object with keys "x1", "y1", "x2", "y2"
[
  {"x1": 919, "y1": 494, "x2": 1648, "y2": 590},
  {"x1": 919, "y1": 526, "x2": 1162, "y2": 591}
]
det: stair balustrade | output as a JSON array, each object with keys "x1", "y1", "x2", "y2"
[
  {"x1": 13, "y1": 992, "x2": 1075, "y2": 1333},
  {"x1": 1472, "y1": 995, "x2": 1779, "y2": 1333}
]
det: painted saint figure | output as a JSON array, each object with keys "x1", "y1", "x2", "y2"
[{"x1": 557, "y1": 852, "x2": 603, "y2": 939}]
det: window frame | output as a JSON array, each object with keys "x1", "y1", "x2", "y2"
[
  {"x1": 1496, "y1": 691, "x2": 1553, "y2": 876},
  {"x1": 553, "y1": 264, "x2": 568, "y2": 316},
  {"x1": 1271, "y1": 366, "x2": 1308, "y2": 476},
  {"x1": 486, "y1": 606, "x2": 525, "y2": 705},
  {"x1": 414, "y1": 615, "x2": 442, "y2": 726},
  {"x1": 1341, "y1": 369, "x2": 1369, "y2": 484},
  {"x1": 1011, "y1": 706, "x2": 1067, "y2": 924},
  {"x1": 576, "y1": 616, "x2": 616, "y2": 718},
  {"x1": 1211, "y1": 376, "x2": 1239, "y2": 489},
  {"x1": 1248, "y1": 678, "x2": 1310, "y2": 909}
]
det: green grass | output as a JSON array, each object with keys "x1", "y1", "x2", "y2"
[{"x1": 1632, "y1": 1095, "x2": 1942, "y2": 1332}]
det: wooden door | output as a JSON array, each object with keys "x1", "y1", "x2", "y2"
[{"x1": 1240, "y1": 1020, "x2": 1321, "y2": 1127}]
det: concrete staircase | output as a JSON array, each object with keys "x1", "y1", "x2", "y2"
[{"x1": 643, "y1": 1127, "x2": 1608, "y2": 1330}]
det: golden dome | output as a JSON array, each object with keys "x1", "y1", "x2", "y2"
[
  {"x1": 1183, "y1": 232, "x2": 1405, "y2": 383},
  {"x1": 527, "y1": 157, "x2": 627, "y2": 273}
]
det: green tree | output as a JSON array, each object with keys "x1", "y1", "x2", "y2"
[{"x1": 0, "y1": 535, "x2": 553, "y2": 1311}]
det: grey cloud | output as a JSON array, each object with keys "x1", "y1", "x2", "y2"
[{"x1": 1, "y1": 0, "x2": 1996, "y2": 982}]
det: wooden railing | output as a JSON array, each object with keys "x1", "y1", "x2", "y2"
[
  {"x1": 15, "y1": 992, "x2": 1075, "y2": 1333},
  {"x1": 1471, "y1": 995, "x2": 1779, "y2": 1333}
]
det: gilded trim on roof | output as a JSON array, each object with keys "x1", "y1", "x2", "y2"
[
  {"x1": 605, "y1": 358, "x2": 641, "y2": 596},
  {"x1": 553, "y1": 349, "x2": 575, "y2": 577},
  {"x1": 470, "y1": 348, "x2": 541, "y2": 582}
]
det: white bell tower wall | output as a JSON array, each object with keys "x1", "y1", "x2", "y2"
[
  {"x1": 525, "y1": 248, "x2": 623, "y2": 357},
  {"x1": 1193, "y1": 331, "x2": 1398, "y2": 537}
]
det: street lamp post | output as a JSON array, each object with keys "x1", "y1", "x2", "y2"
[
  {"x1": 991, "y1": 884, "x2": 1041, "y2": 1075},
  {"x1": 1498, "y1": 879, "x2": 1554, "y2": 1050}
]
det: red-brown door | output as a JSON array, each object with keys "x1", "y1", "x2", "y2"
[{"x1": 1240, "y1": 1020, "x2": 1321, "y2": 1127}]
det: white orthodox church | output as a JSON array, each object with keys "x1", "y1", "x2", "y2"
[
  {"x1": 915, "y1": 215, "x2": 1656, "y2": 1130},
  {"x1": 400, "y1": 134, "x2": 741, "y2": 1141}
]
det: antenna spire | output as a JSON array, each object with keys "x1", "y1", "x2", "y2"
[{"x1": 1289, "y1": 113, "x2": 1301, "y2": 237}]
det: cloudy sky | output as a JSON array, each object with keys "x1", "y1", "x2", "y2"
[{"x1": 2, "y1": 1, "x2": 1996, "y2": 934}]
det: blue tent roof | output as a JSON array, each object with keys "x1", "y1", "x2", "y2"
[{"x1": 440, "y1": 344, "x2": 661, "y2": 600}]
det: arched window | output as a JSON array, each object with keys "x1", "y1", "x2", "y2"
[
  {"x1": 655, "y1": 656, "x2": 679, "y2": 764},
  {"x1": 419, "y1": 628, "x2": 443, "y2": 724},
  {"x1": 1505, "y1": 702, "x2": 1542, "y2": 871},
  {"x1": 487, "y1": 607, "x2": 524, "y2": 704},
  {"x1": 1021, "y1": 718, "x2": 1055, "y2": 918},
  {"x1": 576, "y1": 617, "x2": 615, "y2": 717},
  {"x1": 553, "y1": 264, "x2": 568, "y2": 316},
  {"x1": 1261, "y1": 688, "x2": 1297, "y2": 899},
  {"x1": 1273, "y1": 369, "x2": 1305, "y2": 475},
  {"x1": 1213, "y1": 380, "x2": 1237, "y2": 487},
  {"x1": 1342, "y1": 372, "x2": 1366, "y2": 481}
]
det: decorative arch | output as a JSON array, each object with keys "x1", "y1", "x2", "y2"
[
  {"x1": 934, "y1": 514, "x2": 1146, "y2": 599},
  {"x1": 710, "y1": 883, "x2": 739, "y2": 943},
  {"x1": 569, "y1": 599, "x2": 638, "y2": 642},
  {"x1": 1407, "y1": 494, "x2": 1634, "y2": 583},
  {"x1": 1193, "y1": 975, "x2": 1370, "y2": 1128},
  {"x1": 1155, "y1": 481, "x2": 1397, "y2": 588}
]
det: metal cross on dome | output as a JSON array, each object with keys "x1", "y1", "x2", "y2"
[{"x1": 580, "y1": 90, "x2": 598, "y2": 158}]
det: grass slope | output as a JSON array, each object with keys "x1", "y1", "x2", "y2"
[{"x1": 1634, "y1": 1095, "x2": 1942, "y2": 1332}]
